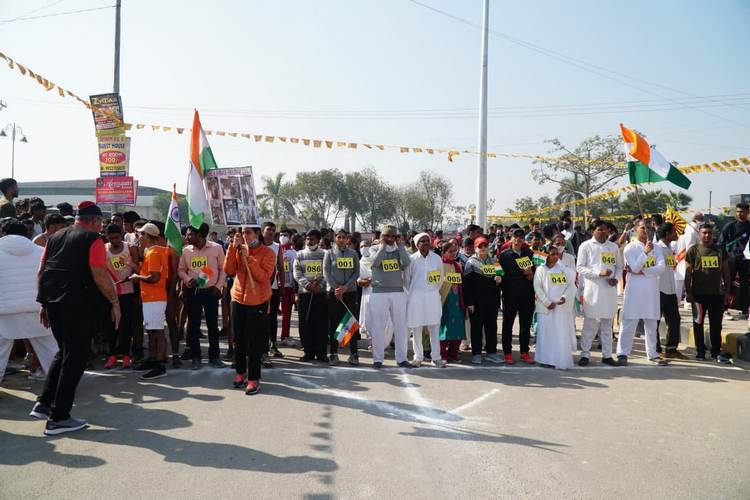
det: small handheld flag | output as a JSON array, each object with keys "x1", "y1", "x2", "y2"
[{"x1": 335, "y1": 310, "x2": 360, "y2": 347}]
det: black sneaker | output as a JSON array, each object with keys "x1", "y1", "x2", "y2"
[
  {"x1": 171, "y1": 355, "x2": 182, "y2": 369},
  {"x1": 29, "y1": 402, "x2": 51, "y2": 419},
  {"x1": 191, "y1": 358, "x2": 202, "y2": 370},
  {"x1": 397, "y1": 361, "x2": 414, "y2": 369},
  {"x1": 141, "y1": 366, "x2": 167, "y2": 380},
  {"x1": 695, "y1": 352, "x2": 707, "y2": 361},
  {"x1": 424, "y1": 351, "x2": 432, "y2": 361},
  {"x1": 316, "y1": 354, "x2": 330, "y2": 363},
  {"x1": 716, "y1": 353, "x2": 732, "y2": 364},
  {"x1": 180, "y1": 350, "x2": 193, "y2": 361},
  {"x1": 329, "y1": 354, "x2": 339, "y2": 366},
  {"x1": 262, "y1": 354, "x2": 273, "y2": 368},
  {"x1": 210, "y1": 358, "x2": 227, "y2": 369},
  {"x1": 602, "y1": 357, "x2": 619, "y2": 367},
  {"x1": 133, "y1": 359, "x2": 157, "y2": 371},
  {"x1": 373, "y1": 361, "x2": 383, "y2": 369},
  {"x1": 223, "y1": 347, "x2": 235, "y2": 362},
  {"x1": 348, "y1": 354, "x2": 359, "y2": 366},
  {"x1": 271, "y1": 344, "x2": 284, "y2": 358},
  {"x1": 300, "y1": 354, "x2": 315, "y2": 362},
  {"x1": 577, "y1": 357, "x2": 590, "y2": 367},
  {"x1": 44, "y1": 417, "x2": 88, "y2": 436},
  {"x1": 617, "y1": 355, "x2": 628, "y2": 366}
]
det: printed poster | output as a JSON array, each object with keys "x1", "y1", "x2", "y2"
[
  {"x1": 89, "y1": 93, "x2": 125, "y2": 137},
  {"x1": 98, "y1": 135, "x2": 130, "y2": 176},
  {"x1": 204, "y1": 167, "x2": 259, "y2": 226}
]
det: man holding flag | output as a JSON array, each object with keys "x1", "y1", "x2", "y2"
[{"x1": 323, "y1": 229, "x2": 361, "y2": 366}]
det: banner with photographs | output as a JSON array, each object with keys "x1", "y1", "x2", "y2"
[{"x1": 204, "y1": 166, "x2": 259, "y2": 226}]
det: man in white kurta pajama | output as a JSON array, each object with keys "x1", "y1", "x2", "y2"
[
  {"x1": 576, "y1": 220, "x2": 622, "y2": 366},
  {"x1": 406, "y1": 233, "x2": 445, "y2": 368},
  {"x1": 617, "y1": 219, "x2": 667, "y2": 365}
]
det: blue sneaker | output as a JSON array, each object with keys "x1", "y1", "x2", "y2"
[
  {"x1": 44, "y1": 417, "x2": 88, "y2": 436},
  {"x1": 191, "y1": 358, "x2": 202, "y2": 370}
]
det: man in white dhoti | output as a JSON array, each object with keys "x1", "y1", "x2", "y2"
[
  {"x1": 533, "y1": 247, "x2": 577, "y2": 370},
  {"x1": 406, "y1": 233, "x2": 445, "y2": 368},
  {"x1": 617, "y1": 219, "x2": 667, "y2": 366},
  {"x1": 576, "y1": 220, "x2": 622, "y2": 367},
  {"x1": 369, "y1": 225, "x2": 412, "y2": 369},
  {"x1": 0, "y1": 219, "x2": 59, "y2": 382}
]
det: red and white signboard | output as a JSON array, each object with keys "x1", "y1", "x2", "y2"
[{"x1": 96, "y1": 176, "x2": 137, "y2": 205}]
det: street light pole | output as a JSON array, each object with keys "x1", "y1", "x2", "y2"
[
  {"x1": 475, "y1": 0, "x2": 489, "y2": 231},
  {"x1": 0, "y1": 122, "x2": 28, "y2": 178}
]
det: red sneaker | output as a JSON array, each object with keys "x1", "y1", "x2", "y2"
[
  {"x1": 233, "y1": 373, "x2": 246, "y2": 388},
  {"x1": 520, "y1": 352, "x2": 534, "y2": 364},
  {"x1": 103, "y1": 355, "x2": 117, "y2": 369},
  {"x1": 504, "y1": 354, "x2": 514, "y2": 365},
  {"x1": 245, "y1": 380, "x2": 260, "y2": 395},
  {"x1": 121, "y1": 355, "x2": 132, "y2": 369}
]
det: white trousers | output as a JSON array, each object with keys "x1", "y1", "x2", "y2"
[
  {"x1": 617, "y1": 318, "x2": 658, "y2": 359},
  {"x1": 368, "y1": 292, "x2": 409, "y2": 363},
  {"x1": 0, "y1": 336, "x2": 59, "y2": 381},
  {"x1": 581, "y1": 317, "x2": 613, "y2": 359},
  {"x1": 411, "y1": 324, "x2": 441, "y2": 362}
]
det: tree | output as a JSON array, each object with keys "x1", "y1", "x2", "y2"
[
  {"x1": 152, "y1": 191, "x2": 188, "y2": 224},
  {"x1": 533, "y1": 135, "x2": 625, "y2": 226},
  {"x1": 509, "y1": 196, "x2": 539, "y2": 214},
  {"x1": 342, "y1": 167, "x2": 395, "y2": 232},
  {"x1": 288, "y1": 169, "x2": 345, "y2": 228},
  {"x1": 257, "y1": 172, "x2": 296, "y2": 221},
  {"x1": 415, "y1": 171, "x2": 454, "y2": 230}
]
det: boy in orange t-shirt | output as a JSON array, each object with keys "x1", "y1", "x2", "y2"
[{"x1": 130, "y1": 223, "x2": 169, "y2": 380}]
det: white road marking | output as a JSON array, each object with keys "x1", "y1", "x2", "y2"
[{"x1": 451, "y1": 388, "x2": 500, "y2": 415}]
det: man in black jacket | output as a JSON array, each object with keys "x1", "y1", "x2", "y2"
[
  {"x1": 499, "y1": 229, "x2": 536, "y2": 364},
  {"x1": 719, "y1": 203, "x2": 750, "y2": 321}
]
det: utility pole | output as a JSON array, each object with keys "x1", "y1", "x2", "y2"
[
  {"x1": 708, "y1": 190, "x2": 712, "y2": 214},
  {"x1": 113, "y1": 0, "x2": 122, "y2": 94},
  {"x1": 475, "y1": 0, "x2": 489, "y2": 231}
]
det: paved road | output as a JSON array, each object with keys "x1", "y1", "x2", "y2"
[{"x1": 2, "y1": 335, "x2": 750, "y2": 500}]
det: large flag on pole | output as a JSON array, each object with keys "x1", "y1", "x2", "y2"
[
  {"x1": 187, "y1": 110, "x2": 218, "y2": 228},
  {"x1": 620, "y1": 123, "x2": 691, "y2": 190},
  {"x1": 165, "y1": 183, "x2": 183, "y2": 256}
]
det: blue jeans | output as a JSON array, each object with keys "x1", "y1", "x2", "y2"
[{"x1": 186, "y1": 288, "x2": 220, "y2": 360}]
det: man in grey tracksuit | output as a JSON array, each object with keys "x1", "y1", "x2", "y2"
[
  {"x1": 368, "y1": 225, "x2": 412, "y2": 368},
  {"x1": 293, "y1": 229, "x2": 328, "y2": 362},
  {"x1": 323, "y1": 229, "x2": 361, "y2": 366}
]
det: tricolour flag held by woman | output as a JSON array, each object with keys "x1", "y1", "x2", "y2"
[
  {"x1": 620, "y1": 123, "x2": 691, "y2": 190},
  {"x1": 187, "y1": 110, "x2": 218, "y2": 228},
  {"x1": 165, "y1": 183, "x2": 182, "y2": 255},
  {"x1": 335, "y1": 310, "x2": 360, "y2": 347}
]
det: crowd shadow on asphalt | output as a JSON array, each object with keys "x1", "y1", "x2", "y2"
[{"x1": 0, "y1": 380, "x2": 337, "y2": 474}]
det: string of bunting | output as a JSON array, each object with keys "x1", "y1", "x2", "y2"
[{"x1": 2, "y1": 49, "x2": 749, "y2": 170}]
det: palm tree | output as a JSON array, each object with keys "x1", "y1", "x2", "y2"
[{"x1": 257, "y1": 172, "x2": 296, "y2": 220}]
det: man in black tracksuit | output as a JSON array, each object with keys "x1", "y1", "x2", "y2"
[{"x1": 499, "y1": 228, "x2": 536, "y2": 364}]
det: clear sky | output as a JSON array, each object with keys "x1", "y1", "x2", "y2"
[{"x1": 0, "y1": 0, "x2": 748, "y2": 217}]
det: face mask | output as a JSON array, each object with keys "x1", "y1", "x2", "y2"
[
  {"x1": 385, "y1": 244, "x2": 397, "y2": 252},
  {"x1": 556, "y1": 245, "x2": 565, "y2": 254},
  {"x1": 361, "y1": 247, "x2": 370, "y2": 258},
  {"x1": 308, "y1": 245, "x2": 319, "y2": 251},
  {"x1": 249, "y1": 239, "x2": 260, "y2": 249},
  {"x1": 280, "y1": 235, "x2": 290, "y2": 245}
]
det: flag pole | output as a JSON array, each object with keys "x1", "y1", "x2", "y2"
[{"x1": 633, "y1": 184, "x2": 645, "y2": 216}]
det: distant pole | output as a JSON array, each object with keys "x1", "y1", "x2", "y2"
[
  {"x1": 113, "y1": 0, "x2": 122, "y2": 94},
  {"x1": 11, "y1": 123, "x2": 16, "y2": 179},
  {"x1": 475, "y1": 0, "x2": 489, "y2": 231},
  {"x1": 708, "y1": 190, "x2": 712, "y2": 214}
]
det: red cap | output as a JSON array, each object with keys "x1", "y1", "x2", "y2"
[{"x1": 474, "y1": 237, "x2": 489, "y2": 247}]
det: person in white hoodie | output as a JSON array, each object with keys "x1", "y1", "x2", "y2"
[{"x1": 0, "y1": 219, "x2": 59, "y2": 381}]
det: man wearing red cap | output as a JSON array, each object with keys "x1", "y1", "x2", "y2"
[{"x1": 33, "y1": 202, "x2": 121, "y2": 435}]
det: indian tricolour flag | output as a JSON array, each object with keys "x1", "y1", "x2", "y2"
[
  {"x1": 620, "y1": 123, "x2": 691, "y2": 190},
  {"x1": 335, "y1": 310, "x2": 360, "y2": 347},
  {"x1": 187, "y1": 110, "x2": 218, "y2": 228},
  {"x1": 165, "y1": 183, "x2": 182, "y2": 256}
]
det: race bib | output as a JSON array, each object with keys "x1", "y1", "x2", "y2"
[
  {"x1": 111, "y1": 256, "x2": 126, "y2": 271},
  {"x1": 481, "y1": 264, "x2": 496, "y2": 276},
  {"x1": 550, "y1": 273, "x2": 568, "y2": 285},
  {"x1": 515, "y1": 256, "x2": 533, "y2": 270},
  {"x1": 445, "y1": 272, "x2": 462, "y2": 284},
  {"x1": 283, "y1": 260, "x2": 290, "y2": 273},
  {"x1": 665, "y1": 255, "x2": 676, "y2": 268},
  {"x1": 190, "y1": 255, "x2": 208, "y2": 270},
  {"x1": 304, "y1": 261, "x2": 323, "y2": 275},
  {"x1": 601, "y1": 252, "x2": 616, "y2": 266},
  {"x1": 381, "y1": 259, "x2": 400, "y2": 272},
  {"x1": 336, "y1": 257, "x2": 354, "y2": 269},
  {"x1": 701, "y1": 255, "x2": 719, "y2": 268},
  {"x1": 643, "y1": 255, "x2": 656, "y2": 268},
  {"x1": 427, "y1": 271, "x2": 441, "y2": 284}
]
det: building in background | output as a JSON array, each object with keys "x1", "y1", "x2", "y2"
[{"x1": 730, "y1": 194, "x2": 750, "y2": 206}]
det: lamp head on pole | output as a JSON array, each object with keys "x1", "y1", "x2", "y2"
[
  {"x1": 0, "y1": 130, "x2": 6, "y2": 137},
  {"x1": 20, "y1": 136, "x2": 28, "y2": 143}
]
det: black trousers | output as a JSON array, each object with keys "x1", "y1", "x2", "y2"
[
  {"x1": 657, "y1": 292, "x2": 681, "y2": 353},
  {"x1": 232, "y1": 301, "x2": 268, "y2": 380},
  {"x1": 327, "y1": 291, "x2": 359, "y2": 356},
  {"x1": 692, "y1": 294, "x2": 724, "y2": 357},
  {"x1": 265, "y1": 288, "x2": 281, "y2": 352},
  {"x1": 186, "y1": 289, "x2": 220, "y2": 361},
  {"x1": 470, "y1": 304, "x2": 498, "y2": 355},
  {"x1": 39, "y1": 303, "x2": 98, "y2": 422},
  {"x1": 729, "y1": 257, "x2": 749, "y2": 314},
  {"x1": 501, "y1": 293, "x2": 534, "y2": 354},
  {"x1": 298, "y1": 293, "x2": 328, "y2": 357}
]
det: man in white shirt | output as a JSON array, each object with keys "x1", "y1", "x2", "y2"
[
  {"x1": 576, "y1": 220, "x2": 622, "y2": 366},
  {"x1": 656, "y1": 223, "x2": 687, "y2": 360}
]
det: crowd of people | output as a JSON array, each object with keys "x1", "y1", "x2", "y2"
[{"x1": 1, "y1": 174, "x2": 749, "y2": 436}]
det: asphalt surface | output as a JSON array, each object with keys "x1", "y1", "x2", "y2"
[{"x1": 2, "y1": 331, "x2": 750, "y2": 500}]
